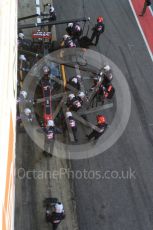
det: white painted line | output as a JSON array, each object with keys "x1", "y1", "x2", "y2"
[
  {"x1": 37, "y1": 18, "x2": 41, "y2": 23},
  {"x1": 149, "y1": 6, "x2": 153, "y2": 16},
  {"x1": 36, "y1": 0, "x2": 40, "y2": 5},
  {"x1": 128, "y1": 0, "x2": 153, "y2": 62},
  {"x1": 35, "y1": 0, "x2": 41, "y2": 23},
  {"x1": 36, "y1": 6, "x2": 40, "y2": 15}
]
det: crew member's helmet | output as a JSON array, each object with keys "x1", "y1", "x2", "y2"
[
  {"x1": 68, "y1": 93, "x2": 75, "y2": 100},
  {"x1": 18, "y1": 33, "x2": 24, "y2": 39},
  {"x1": 50, "y1": 6, "x2": 55, "y2": 13},
  {"x1": 68, "y1": 23, "x2": 73, "y2": 28},
  {"x1": 24, "y1": 108, "x2": 31, "y2": 116},
  {"x1": 75, "y1": 25, "x2": 81, "y2": 31},
  {"x1": 97, "y1": 16, "x2": 104, "y2": 23},
  {"x1": 19, "y1": 54, "x2": 27, "y2": 61},
  {"x1": 47, "y1": 119, "x2": 55, "y2": 127},
  {"x1": 97, "y1": 115, "x2": 106, "y2": 124},
  {"x1": 78, "y1": 91, "x2": 85, "y2": 99},
  {"x1": 63, "y1": 34, "x2": 70, "y2": 41},
  {"x1": 103, "y1": 65, "x2": 111, "y2": 72},
  {"x1": 71, "y1": 78, "x2": 78, "y2": 84},
  {"x1": 20, "y1": 90, "x2": 27, "y2": 99},
  {"x1": 76, "y1": 74, "x2": 81, "y2": 80},
  {"x1": 55, "y1": 202, "x2": 64, "y2": 213},
  {"x1": 66, "y1": 111, "x2": 73, "y2": 119},
  {"x1": 43, "y1": 66, "x2": 50, "y2": 75}
]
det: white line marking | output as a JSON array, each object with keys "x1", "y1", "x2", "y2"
[
  {"x1": 37, "y1": 18, "x2": 41, "y2": 23},
  {"x1": 149, "y1": 6, "x2": 153, "y2": 16},
  {"x1": 36, "y1": 7, "x2": 40, "y2": 15},
  {"x1": 36, "y1": 0, "x2": 40, "y2": 5},
  {"x1": 128, "y1": 0, "x2": 153, "y2": 62},
  {"x1": 35, "y1": 0, "x2": 41, "y2": 23}
]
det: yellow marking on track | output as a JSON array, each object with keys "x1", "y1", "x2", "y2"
[{"x1": 61, "y1": 64, "x2": 67, "y2": 89}]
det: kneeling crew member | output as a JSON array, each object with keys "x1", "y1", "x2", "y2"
[
  {"x1": 61, "y1": 35, "x2": 77, "y2": 48},
  {"x1": 87, "y1": 115, "x2": 107, "y2": 140},
  {"x1": 102, "y1": 64, "x2": 113, "y2": 88},
  {"x1": 68, "y1": 75, "x2": 81, "y2": 90},
  {"x1": 66, "y1": 111, "x2": 78, "y2": 142},
  {"x1": 66, "y1": 22, "x2": 82, "y2": 38},
  {"x1": 49, "y1": 202, "x2": 65, "y2": 230},
  {"x1": 66, "y1": 94, "x2": 82, "y2": 112}
]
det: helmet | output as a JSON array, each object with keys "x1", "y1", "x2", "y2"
[
  {"x1": 97, "y1": 115, "x2": 106, "y2": 124},
  {"x1": 55, "y1": 202, "x2": 64, "y2": 213},
  {"x1": 97, "y1": 16, "x2": 104, "y2": 23},
  {"x1": 68, "y1": 23, "x2": 73, "y2": 28},
  {"x1": 78, "y1": 91, "x2": 85, "y2": 99},
  {"x1": 63, "y1": 34, "x2": 70, "y2": 41},
  {"x1": 99, "y1": 71, "x2": 103, "y2": 76},
  {"x1": 76, "y1": 75, "x2": 81, "y2": 79},
  {"x1": 50, "y1": 6, "x2": 54, "y2": 13},
  {"x1": 68, "y1": 93, "x2": 75, "y2": 100},
  {"x1": 105, "y1": 73, "x2": 113, "y2": 82},
  {"x1": 19, "y1": 54, "x2": 26, "y2": 61},
  {"x1": 24, "y1": 108, "x2": 31, "y2": 116},
  {"x1": 20, "y1": 90, "x2": 27, "y2": 99},
  {"x1": 47, "y1": 119, "x2": 54, "y2": 127},
  {"x1": 72, "y1": 78, "x2": 78, "y2": 84},
  {"x1": 75, "y1": 25, "x2": 81, "y2": 31},
  {"x1": 18, "y1": 33, "x2": 24, "y2": 39},
  {"x1": 66, "y1": 111, "x2": 72, "y2": 119},
  {"x1": 103, "y1": 65, "x2": 111, "y2": 72},
  {"x1": 43, "y1": 66, "x2": 50, "y2": 74}
]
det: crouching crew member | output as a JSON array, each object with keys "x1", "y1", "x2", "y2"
[
  {"x1": 61, "y1": 35, "x2": 77, "y2": 48},
  {"x1": 46, "y1": 202, "x2": 65, "y2": 230},
  {"x1": 86, "y1": 115, "x2": 107, "y2": 140},
  {"x1": 68, "y1": 75, "x2": 82, "y2": 90},
  {"x1": 17, "y1": 90, "x2": 28, "y2": 103},
  {"x1": 102, "y1": 64, "x2": 113, "y2": 87},
  {"x1": 66, "y1": 111, "x2": 78, "y2": 142},
  {"x1": 77, "y1": 91, "x2": 86, "y2": 105},
  {"x1": 102, "y1": 65, "x2": 115, "y2": 100},
  {"x1": 66, "y1": 22, "x2": 82, "y2": 38},
  {"x1": 67, "y1": 94, "x2": 82, "y2": 112},
  {"x1": 43, "y1": 119, "x2": 62, "y2": 157}
]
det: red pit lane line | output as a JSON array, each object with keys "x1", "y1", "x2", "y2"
[{"x1": 129, "y1": 0, "x2": 153, "y2": 60}]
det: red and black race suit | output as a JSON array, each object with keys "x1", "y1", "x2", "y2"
[
  {"x1": 41, "y1": 77, "x2": 52, "y2": 127},
  {"x1": 104, "y1": 84, "x2": 115, "y2": 99},
  {"x1": 95, "y1": 22, "x2": 105, "y2": 34}
]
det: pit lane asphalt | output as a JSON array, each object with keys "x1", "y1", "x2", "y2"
[{"x1": 54, "y1": 0, "x2": 153, "y2": 229}]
